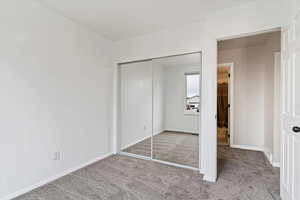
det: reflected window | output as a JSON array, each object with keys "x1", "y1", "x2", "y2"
[{"x1": 185, "y1": 73, "x2": 200, "y2": 115}]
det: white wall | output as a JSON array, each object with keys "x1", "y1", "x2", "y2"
[
  {"x1": 164, "y1": 65, "x2": 199, "y2": 134},
  {"x1": 264, "y1": 33, "x2": 281, "y2": 164},
  {"x1": 120, "y1": 61, "x2": 153, "y2": 148},
  {"x1": 114, "y1": 0, "x2": 293, "y2": 181},
  {"x1": 0, "y1": 0, "x2": 114, "y2": 199}
]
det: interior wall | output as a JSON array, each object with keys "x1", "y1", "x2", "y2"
[
  {"x1": 164, "y1": 65, "x2": 199, "y2": 134},
  {"x1": 113, "y1": 0, "x2": 292, "y2": 180},
  {"x1": 217, "y1": 32, "x2": 281, "y2": 152},
  {"x1": 0, "y1": 0, "x2": 114, "y2": 198},
  {"x1": 263, "y1": 33, "x2": 281, "y2": 164},
  {"x1": 120, "y1": 61, "x2": 153, "y2": 149}
]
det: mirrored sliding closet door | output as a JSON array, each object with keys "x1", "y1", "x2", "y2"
[
  {"x1": 119, "y1": 52, "x2": 201, "y2": 169},
  {"x1": 119, "y1": 60, "x2": 152, "y2": 158},
  {"x1": 152, "y1": 53, "x2": 201, "y2": 168}
]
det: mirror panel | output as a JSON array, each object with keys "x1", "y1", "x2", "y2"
[
  {"x1": 120, "y1": 60, "x2": 152, "y2": 157},
  {"x1": 152, "y1": 53, "x2": 201, "y2": 168}
]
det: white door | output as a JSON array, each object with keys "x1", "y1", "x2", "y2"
[{"x1": 281, "y1": 13, "x2": 300, "y2": 200}]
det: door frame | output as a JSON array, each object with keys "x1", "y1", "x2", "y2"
[
  {"x1": 217, "y1": 63, "x2": 234, "y2": 146},
  {"x1": 115, "y1": 51, "x2": 203, "y2": 172},
  {"x1": 272, "y1": 51, "x2": 281, "y2": 168}
]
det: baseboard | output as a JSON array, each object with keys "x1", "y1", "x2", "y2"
[
  {"x1": 263, "y1": 151, "x2": 280, "y2": 168},
  {"x1": 264, "y1": 151, "x2": 273, "y2": 165},
  {"x1": 203, "y1": 175, "x2": 216, "y2": 182},
  {"x1": 272, "y1": 161, "x2": 280, "y2": 168},
  {"x1": 164, "y1": 129, "x2": 199, "y2": 135},
  {"x1": 230, "y1": 144, "x2": 264, "y2": 152},
  {"x1": 199, "y1": 167, "x2": 204, "y2": 174},
  {"x1": 231, "y1": 145, "x2": 280, "y2": 168},
  {"x1": 153, "y1": 130, "x2": 165, "y2": 136},
  {"x1": 1, "y1": 152, "x2": 113, "y2": 200}
]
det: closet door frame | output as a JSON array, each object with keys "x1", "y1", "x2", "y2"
[{"x1": 116, "y1": 51, "x2": 202, "y2": 171}]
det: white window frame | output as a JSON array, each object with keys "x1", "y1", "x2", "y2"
[{"x1": 184, "y1": 72, "x2": 200, "y2": 115}]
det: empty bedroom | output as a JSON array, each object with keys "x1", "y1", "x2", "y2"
[{"x1": 1, "y1": 0, "x2": 299, "y2": 200}]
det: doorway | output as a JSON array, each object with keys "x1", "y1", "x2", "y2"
[
  {"x1": 217, "y1": 63, "x2": 233, "y2": 146},
  {"x1": 216, "y1": 31, "x2": 281, "y2": 194}
]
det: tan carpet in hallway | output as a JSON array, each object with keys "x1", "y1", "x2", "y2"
[{"x1": 122, "y1": 131, "x2": 199, "y2": 168}]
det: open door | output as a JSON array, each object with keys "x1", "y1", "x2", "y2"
[{"x1": 281, "y1": 12, "x2": 300, "y2": 200}]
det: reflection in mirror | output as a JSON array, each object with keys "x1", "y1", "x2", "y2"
[
  {"x1": 152, "y1": 53, "x2": 201, "y2": 168},
  {"x1": 119, "y1": 60, "x2": 152, "y2": 157}
]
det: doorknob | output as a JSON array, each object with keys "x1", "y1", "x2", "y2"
[{"x1": 292, "y1": 126, "x2": 300, "y2": 133}]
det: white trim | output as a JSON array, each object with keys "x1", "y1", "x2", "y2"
[
  {"x1": 264, "y1": 151, "x2": 281, "y2": 168},
  {"x1": 112, "y1": 64, "x2": 119, "y2": 154},
  {"x1": 119, "y1": 151, "x2": 151, "y2": 160},
  {"x1": 230, "y1": 144, "x2": 264, "y2": 152},
  {"x1": 272, "y1": 161, "x2": 280, "y2": 168},
  {"x1": 164, "y1": 129, "x2": 199, "y2": 135},
  {"x1": 116, "y1": 52, "x2": 203, "y2": 176},
  {"x1": 203, "y1": 175, "x2": 217, "y2": 182},
  {"x1": 217, "y1": 28, "x2": 281, "y2": 42},
  {"x1": 217, "y1": 63, "x2": 234, "y2": 146},
  {"x1": 264, "y1": 150, "x2": 273, "y2": 165},
  {"x1": 2, "y1": 152, "x2": 113, "y2": 200},
  {"x1": 184, "y1": 72, "x2": 200, "y2": 115},
  {"x1": 272, "y1": 51, "x2": 281, "y2": 169}
]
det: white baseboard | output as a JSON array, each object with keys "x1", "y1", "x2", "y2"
[
  {"x1": 231, "y1": 145, "x2": 280, "y2": 168},
  {"x1": 230, "y1": 144, "x2": 264, "y2": 152},
  {"x1": 164, "y1": 129, "x2": 199, "y2": 135},
  {"x1": 203, "y1": 175, "x2": 216, "y2": 182},
  {"x1": 272, "y1": 161, "x2": 280, "y2": 168},
  {"x1": 264, "y1": 151, "x2": 280, "y2": 168},
  {"x1": 1, "y1": 152, "x2": 113, "y2": 200},
  {"x1": 264, "y1": 151, "x2": 273, "y2": 165},
  {"x1": 153, "y1": 130, "x2": 165, "y2": 136}
]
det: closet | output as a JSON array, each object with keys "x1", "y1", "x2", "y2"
[{"x1": 119, "y1": 53, "x2": 201, "y2": 169}]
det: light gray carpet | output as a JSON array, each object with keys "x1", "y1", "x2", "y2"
[
  {"x1": 123, "y1": 131, "x2": 199, "y2": 168},
  {"x1": 13, "y1": 146, "x2": 280, "y2": 200}
]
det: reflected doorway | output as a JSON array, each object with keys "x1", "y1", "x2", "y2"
[{"x1": 217, "y1": 64, "x2": 232, "y2": 146}]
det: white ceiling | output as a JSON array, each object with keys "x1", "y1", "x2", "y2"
[{"x1": 37, "y1": 0, "x2": 255, "y2": 41}]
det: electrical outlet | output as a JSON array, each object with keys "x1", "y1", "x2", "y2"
[{"x1": 53, "y1": 152, "x2": 60, "y2": 161}]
